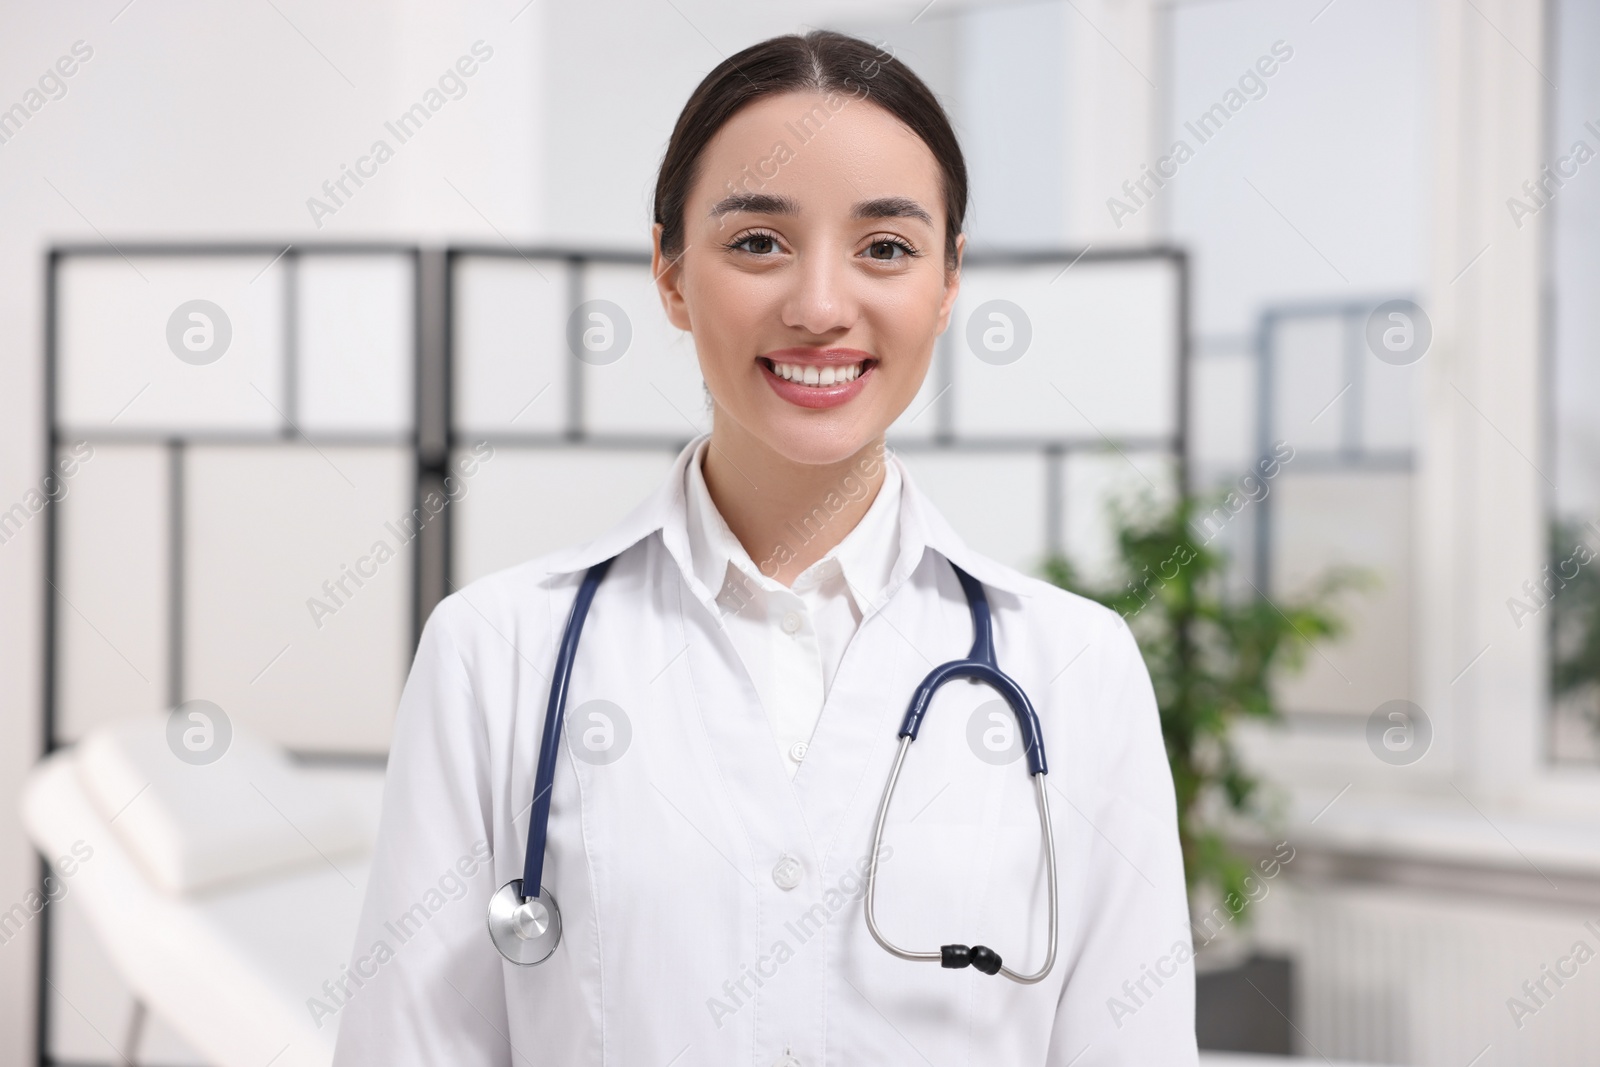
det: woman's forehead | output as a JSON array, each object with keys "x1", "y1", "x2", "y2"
[{"x1": 689, "y1": 91, "x2": 943, "y2": 214}]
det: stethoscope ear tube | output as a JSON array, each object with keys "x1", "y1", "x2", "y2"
[
  {"x1": 898, "y1": 664, "x2": 1048, "y2": 776},
  {"x1": 862, "y1": 563, "x2": 1059, "y2": 983},
  {"x1": 897, "y1": 566, "x2": 1048, "y2": 776},
  {"x1": 864, "y1": 740, "x2": 1059, "y2": 984}
]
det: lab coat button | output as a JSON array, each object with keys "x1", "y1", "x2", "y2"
[
  {"x1": 781, "y1": 611, "x2": 801, "y2": 634},
  {"x1": 772, "y1": 853, "x2": 802, "y2": 890},
  {"x1": 788, "y1": 741, "x2": 808, "y2": 762}
]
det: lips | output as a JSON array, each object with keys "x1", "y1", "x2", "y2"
[{"x1": 757, "y1": 348, "x2": 877, "y2": 410}]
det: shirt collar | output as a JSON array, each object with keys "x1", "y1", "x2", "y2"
[
  {"x1": 539, "y1": 432, "x2": 1037, "y2": 605},
  {"x1": 682, "y1": 435, "x2": 902, "y2": 613}
]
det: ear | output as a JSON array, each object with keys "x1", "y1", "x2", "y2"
[
  {"x1": 934, "y1": 231, "x2": 965, "y2": 335},
  {"x1": 651, "y1": 222, "x2": 693, "y2": 333}
]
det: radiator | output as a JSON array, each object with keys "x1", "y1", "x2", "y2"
[{"x1": 1254, "y1": 880, "x2": 1600, "y2": 1066}]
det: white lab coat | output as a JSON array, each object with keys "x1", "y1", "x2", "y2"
[{"x1": 331, "y1": 434, "x2": 1198, "y2": 1066}]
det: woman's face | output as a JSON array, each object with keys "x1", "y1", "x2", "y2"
[{"x1": 653, "y1": 90, "x2": 964, "y2": 468}]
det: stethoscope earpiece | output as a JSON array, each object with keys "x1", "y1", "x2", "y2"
[{"x1": 940, "y1": 943, "x2": 1003, "y2": 975}]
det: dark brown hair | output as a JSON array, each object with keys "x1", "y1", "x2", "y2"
[{"x1": 652, "y1": 30, "x2": 968, "y2": 273}]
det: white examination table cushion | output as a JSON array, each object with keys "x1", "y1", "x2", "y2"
[
  {"x1": 76, "y1": 713, "x2": 370, "y2": 894},
  {"x1": 22, "y1": 728, "x2": 384, "y2": 1067}
]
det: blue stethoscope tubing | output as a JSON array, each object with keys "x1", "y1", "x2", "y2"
[
  {"x1": 485, "y1": 555, "x2": 614, "y2": 966},
  {"x1": 523, "y1": 555, "x2": 615, "y2": 898},
  {"x1": 488, "y1": 553, "x2": 1057, "y2": 985}
]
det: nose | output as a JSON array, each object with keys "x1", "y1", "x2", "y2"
[{"x1": 780, "y1": 244, "x2": 858, "y2": 337}]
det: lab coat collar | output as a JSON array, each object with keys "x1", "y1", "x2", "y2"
[{"x1": 540, "y1": 433, "x2": 1037, "y2": 603}]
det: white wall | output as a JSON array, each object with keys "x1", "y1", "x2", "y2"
[{"x1": 1166, "y1": 0, "x2": 1429, "y2": 336}]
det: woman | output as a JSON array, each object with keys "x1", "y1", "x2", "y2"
[{"x1": 333, "y1": 30, "x2": 1196, "y2": 1066}]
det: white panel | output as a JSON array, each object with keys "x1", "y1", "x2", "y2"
[
  {"x1": 184, "y1": 446, "x2": 412, "y2": 754},
  {"x1": 296, "y1": 254, "x2": 414, "y2": 434},
  {"x1": 453, "y1": 256, "x2": 568, "y2": 434},
  {"x1": 452, "y1": 447, "x2": 676, "y2": 584},
  {"x1": 896, "y1": 450, "x2": 1047, "y2": 578},
  {"x1": 1270, "y1": 315, "x2": 1346, "y2": 452},
  {"x1": 1191, "y1": 350, "x2": 1258, "y2": 471},
  {"x1": 886, "y1": 332, "x2": 948, "y2": 443},
  {"x1": 58, "y1": 256, "x2": 286, "y2": 433},
  {"x1": 1061, "y1": 451, "x2": 1180, "y2": 587},
  {"x1": 1271, "y1": 470, "x2": 1413, "y2": 716},
  {"x1": 580, "y1": 262, "x2": 706, "y2": 436},
  {"x1": 56, "y1": 443, "x2": 169, "y2": 742},
  {"x1": 1361, "y1": 357, "x2": 1418, "y2": 453},
  {"x1": 950, "y1": 258, "x2": 1179, "y2": 441}
]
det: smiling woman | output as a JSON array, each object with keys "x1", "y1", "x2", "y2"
[{"x1": 332, "y1": 28, "x2": 1195, "y2": 1067}]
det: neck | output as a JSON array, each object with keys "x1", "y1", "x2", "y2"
[{"x1": 701, "y1": 414, "x2": 889, "y2": 587}]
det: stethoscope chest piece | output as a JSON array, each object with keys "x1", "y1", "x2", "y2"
[{"x1": 488, "y1": 879, "x2": 562, "y2": 965}]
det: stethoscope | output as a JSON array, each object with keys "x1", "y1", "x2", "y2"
[{"x1": 488, "y1": 553, "x2": 1058, "y2": 984}]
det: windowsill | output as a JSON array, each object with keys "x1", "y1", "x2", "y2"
[
  {"x1": 1223, "y1": 722, "x2": 1600, "y2": 901},
  {"x1": 1273, "y1": 787, "x2": 1600, "y2": 876}
]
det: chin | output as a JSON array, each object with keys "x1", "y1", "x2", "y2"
[{"x1": 751, "y1": 407, "x2": 885, "y2": 469}]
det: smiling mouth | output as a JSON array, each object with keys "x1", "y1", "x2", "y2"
[{"x1": 758, "y1": 357, "x2": 877, "y2": 386}]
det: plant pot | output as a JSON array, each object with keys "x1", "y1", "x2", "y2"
[{"x1": 1194, "y1": 951, "x2": 1294, "y2": 1054}]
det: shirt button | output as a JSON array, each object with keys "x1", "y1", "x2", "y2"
[
  {"x1": 788, "y1": 741, "x2": 808, "y2": 763},
  {"x1": 781, "y1": 611, "x2": 801, "y2": 634},
  {"x1": 772, "y1": 853, "x2": 802, "y2": 890}
]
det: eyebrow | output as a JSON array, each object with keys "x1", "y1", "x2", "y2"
[{"x1": 707, "y1": 193, "x2": 933, "y2": 226}]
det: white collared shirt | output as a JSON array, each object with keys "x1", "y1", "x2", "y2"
[
  {"x1": 684, "y1": 436, "x2": 902, "y2": 778},
  {"x1": 332, "y1": 431, "x2": 1198, "y2": 1067}
]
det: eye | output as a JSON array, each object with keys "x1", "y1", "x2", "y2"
[
  {"x1": 724, "y1": 229, "x2": 783, "y2": 256},
  {"x1": 863, "y1": 235, "x2": 920, "y2": 262}
]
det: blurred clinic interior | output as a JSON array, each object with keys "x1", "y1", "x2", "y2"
[{"x1": 0, "y1": 0, "x2": 1596, "y2": 1064}]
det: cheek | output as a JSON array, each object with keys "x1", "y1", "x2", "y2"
[
  {"x1": 866, "y1": 283, "x2": 942, "y2": 368},
  {"x1": 703, "y1": 295, "x2": 779, "y2": 376}
]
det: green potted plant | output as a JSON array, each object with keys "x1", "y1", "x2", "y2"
[{"x1": 1041, "y1": 482, "x2": 1370, "y2": 1050}]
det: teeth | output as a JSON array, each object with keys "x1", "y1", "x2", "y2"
[{"x1": 771, "y1": 360, "x2": 867, "y2": 385}]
